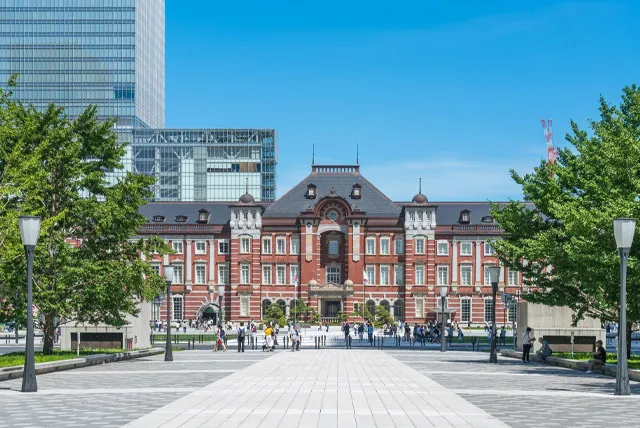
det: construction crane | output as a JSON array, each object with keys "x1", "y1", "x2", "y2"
[{"x1": 541, "y1": 119, "x2": 558, "y2": 164}]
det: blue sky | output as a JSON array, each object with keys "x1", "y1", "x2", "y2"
[{"x1": 165, "y1": 0, "x2": 639, "y2": 201}]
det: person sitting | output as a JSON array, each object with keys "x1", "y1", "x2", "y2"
[
  {"x1": 536, "y1": 336, "x2": 552, "y2": 362},
  {"x1": 585, "y1": 340, "x2": 606, "y2": 373}
]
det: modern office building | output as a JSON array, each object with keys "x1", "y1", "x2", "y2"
[
  {"x1": 115, "y1": 128, "x2": 277, "y2": 202},
  {"x1": 0, "y1": 0, "x2": 165, "y2": 129}
]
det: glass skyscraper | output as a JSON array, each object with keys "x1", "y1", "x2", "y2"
[{"x1": 0, "y1": 0, "x2": 165, "y2": 128}]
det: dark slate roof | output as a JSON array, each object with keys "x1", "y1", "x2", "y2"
[
  {"x1": 263, "y1": 171, "x2": 402, "y2": 218},
  {"x1": 139, "y1": 202, "x2": 270, "y2": 225},
  {"x1": 396, "y1": 201, "x2": 536, "y2": 225}
]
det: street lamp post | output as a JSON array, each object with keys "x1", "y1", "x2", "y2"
[
  {"x1": 163, "y1": 265, "x2": 174, "y2": 362},
  {"x1": 439, "y1": 285, "x2": 447, "y2": 352},
  {"x1": 218, "y1": 284, "x2": 225, "y2": 327},
  {"x1": 613, "y1": 218, "x2": 636, "y2": 396},
  {"x1": 487, "y1": 266, "x2": 501, "y2": 364},
  {"x1": 19, "y1": 216, "x2": 41, "y2": 393}
]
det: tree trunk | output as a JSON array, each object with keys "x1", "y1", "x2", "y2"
[
  {"x1": 627, "y1": 322, "x2": 632, "y2": 360},
  {"x1": 41, "y1": 315, "x2": 56, "y2": 355}
]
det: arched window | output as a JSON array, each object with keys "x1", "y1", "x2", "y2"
[
  {"x1": 277, "y1": 299, "x2": 286, "y2": 314},
  {"x1": 366, "y1": 300, "x2": 376, "y2": 317},
  {"x1": 380, "y1": 300, "x2": 390, "y2": 312},
  {"x1": 393, "y1": 300, "x2": 404, "y2": 321},
  {"x1": 262, "y1": 299, "x2": 272, "y2": 318}
]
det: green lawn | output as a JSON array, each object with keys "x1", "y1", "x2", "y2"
[
  {"x1": 0, "y1": 349, "x2": 127, "y2": 368},
  {"x1": 549, "y1": 352, "x2": 640, "y2": 370}
]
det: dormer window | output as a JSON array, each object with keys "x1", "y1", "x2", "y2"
[
  {"x1": 175, "y1": 215, "x2": 188, "y2": 223},
  {"x1": 459, "y1": 210, "x2": 470, "y2": 224},
  {"x1": 351, "y1": 183, "x2": 362, "y2": 199},
  {"x1": 481, "y1": 215, "x2": 494, "y2": 223},
  {"x1": 197, "y1": 209, "x2": 209, "y2": 223},
  {"x1": 152, "y1": 215, "x2": 165, "y2": 223},
  {"x1": 306, "y1": 183, "x2": 317, "y2": 199}
]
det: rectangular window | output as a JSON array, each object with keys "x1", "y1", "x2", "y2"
[
  {"x1": 218, "y1": 240, "x2": 229, "y2": 254},
  {"x1": 415, "y1": 265, "x2": 424, "y2": 285},
  {"x1": 290, "y1": 236, "x2": 300, "y2": 254},
  {"x1": 151, "y1": 264, "x2": 160, "y2": 275},
  {"x1": 437, "y1": 241, "x2": 449, "y2": 256},
  {"x1": 172, "y1": 241, "x2": 183, "y2": 254},
  {"x1": 461, "y1": 299, "x2": 471, "y2": 323},
  {"x1": 365, "y1": 265, "x2": 376, "y2": 285},
  {"x1": 415, "y1": 297, "x2": 424, "y2": 318},
  {"x1": 437, "y1": 265, "x2": 448, "y2": 285},
  {"x1": 394, "y1": 238, "x2": 404, "y2": 255},
  {"x1": 195, "y1": 264, "x2": 206, "y2": 284},
  {"x1": 240, "y1": 296, "x2": 249, "y2": 317},
  {"x1": 195, "y1": 241, "x2": 206, "y2": 255},
  {"x1": 262, "y1": 265, "x2": 272, "y2": 285},
  {"x1": 276, "y1": 236, "x2": 286, "y2": 254},
  {"x1": 172, "y1": 265, "x2": 183, "y2": 284},
  {"x1": 366, "y1": 237, "x2": 376, "y2": 255},
  {"x1": 218, "y1": 264, "x2": 228, "y2": 284},
  {"x1": 290, "y1": 265, "x2": 300, "y2": 285},
  {"x1": 240, "y1": 237, "x2": 250, "y2": 254},
  {"x1": 484, "y1": 242, "x2": 496, "y2": 256},
  {"x1": 276, "y1": 265, "x2": 285, "y2": 285},
  {"x1": 484, "y1": 299, "x2": 495, "y2": 322},
  {"x1": 394, "y1": 264, "x2": 404, "y2": 285},
  {"x1": 484, "y1": 265, "x2": 497, "y2": 285},
  {"x1": 241, "y1": 264, "x2": 250, "y2": 284},
  {"x1": 380, "y1": 265, "x2": 390, "y2": 285},
  {"x1": 262, "y1": 237, "x2": 272, "y2": 254},
  {"x1": 508, "y1": 305, "x2": 517, "y2": 322},
  {"x1": 172, "y1": 296, "x2": 183, "y2": 320},
  {"x1": 328, "y1": 239, "x2": 339, "y2": 256},
  {"x1": 460, "y1": 242, "x2": 472, "y2": 256},
  {"x1": 508, "y1": 270, "x2": 519, "y2": 285},
  {"x1": 327, "y1": 266, "x2": 341, "y2": 284},
  {"x1": 380, "y1": 237, "x2": 390, "y2": 255},
  {"x1": 460, "y1": 265, "x2": 472, "y2": 286},
  {"x1": 415, "y1": 238, "x2": 425, "y2": 254}
]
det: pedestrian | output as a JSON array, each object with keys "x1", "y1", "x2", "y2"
[
  {"x1": 213, "y1": 324, "x2": 227, "y2": 352},
  {"x1": 264, "y1": 324, "x2": 274, "y2": 351},
  {"x1": 457, "y1": 326, "x2": 464, "y2": 343},
  {"x1": 585, "y1": 340, "x2": 606, "y2": 373},
  {"x1": 521, "y1": 327, "x2": 535, "y2": 363},
  {"x1": 291, "y1": 325, "x2": 299, "y2": 352},
  {"x1": 183, "y1": 322, "x2": 187, "y2": 334},
  {"x1": 237, "y1": 322, "x2": 246, "y2": 353},
  {"x1": 536, "y1": 336, "x2": 552, "y2": 362},
  {"x1": 500, "y1": 326, "x2": 507, "y2": 346},
  {"x1": 368, "y1": 323, "x2": 374, "y2": 344}
]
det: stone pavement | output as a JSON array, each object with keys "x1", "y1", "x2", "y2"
[
  {"x1": 124, "y1": 349, "x2": 507, "y2": 428},
  {"x1": 0, "y1": 349, "x2": 272, "y2": 427},
  {"x1": 389, "y1": 350, "x2": 640, "y2": 428}
]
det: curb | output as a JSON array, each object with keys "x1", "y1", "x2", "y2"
[
  {"x1": 499, "y1": 349, "x2": 640, "y2": 381},
  {"x1": 0, "y1": 348, "x2": 164, "y2": 382}
]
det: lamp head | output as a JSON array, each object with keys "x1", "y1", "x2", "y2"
[
  {"x1": 613, "y1": 218, "x2": 637, "y2": 249},
  {"x1": 439, "y1": 285, "x2": 447, "y2": 297},
  {"x1": 18, "y1": 216, "x2": 41, "y2": 247},
  {"x1": 487, "y1": 266, "x2": 500, "y2": 284},
  {"x1": 218, "y1": 284, "x2": 225, "y2": 297},
  {"x1": 163, "y1": 265, "x2": 174, "y2": 282}
]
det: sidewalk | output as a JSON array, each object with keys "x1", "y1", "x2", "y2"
[{"x1": 123, "y1": 349, "x2": 508, "y2": 428}]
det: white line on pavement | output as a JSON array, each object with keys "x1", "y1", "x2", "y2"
[
  {"x1": 61, "y1": 370, "x2": 238, "y2": 374},
  {"x1": 143, "y1": 359, "x2": 265, "y2": 363},
  {"x1": 453, "y1": 388, "x2": 640, "y2": 399},
  {"x1": 0, "y1": 388, "x2": 199, "y2": 395}
]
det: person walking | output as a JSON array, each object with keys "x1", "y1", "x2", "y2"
[
  {"x1": 522, "y1": 327, "x2": 535, "y2": 363},
  {"x1": 213, "y1": 324, "x2": 227, "y2": 352},
  {"x1": 264, "y1": 324, "x2": 274, "y2": 352},
  {"x1": 237, "y1": 322, "x2": 246, "y2": 353},
  {"x1": 291, "y1": 325, "x2": 300, "y2": 352}
]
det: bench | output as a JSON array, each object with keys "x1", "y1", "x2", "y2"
[{"x1": 543, "y1": 335, "x2": 596, "y2": 353}]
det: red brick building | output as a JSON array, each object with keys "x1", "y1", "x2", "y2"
[{"x1": 140, "y1": 164, "x2": 528, "y2": 327}]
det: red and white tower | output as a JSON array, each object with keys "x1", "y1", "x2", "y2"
[{"x1": 541, "y1": 119, "x2": 558, "y2": 163}]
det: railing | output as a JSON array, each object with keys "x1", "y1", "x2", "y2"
[
  {"x1": 320, "y1": 317, "x2": 339, "y2": 324},
  {"x1": 452, "y1": 225, "x2": 503, "y2": 232}
]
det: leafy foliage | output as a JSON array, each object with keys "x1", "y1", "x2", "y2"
[
  {"x1": 265, "y1": 303, "x2": 286, "y2": 326},
  {"x1": 491, "y1": 85, "x2": 640, "y2": 354},
  {"x1": 0, "y1": 76, "x2": 171, "y2": 354},
  {"x1": 374, "y1": 305, "x2": 394, "y2": 328}
]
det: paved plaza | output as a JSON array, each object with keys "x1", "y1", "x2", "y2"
[{"x1": 0, "y1": 348, "x2": 639, "y2": 427}]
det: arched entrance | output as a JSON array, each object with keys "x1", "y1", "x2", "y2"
[{"x1": 197, "y1": 302, "x2": 221, "y2": 326}]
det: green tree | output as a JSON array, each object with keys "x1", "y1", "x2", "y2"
[
  {"x1": 374, "y1": 305, "x2": 393, "y2": 328},
  {"x1": 350, "y1": 302, "x2": 373, "y2": 322},
  {"x1": 0, "y1": 77, "x2": 171, "y2": 354},
  {"x1": 491, "y1": 85, "x2": 640, "y2": 357},
  {"x1": 289, "y1": 299, "x2": 309, "y2": 322},
  {"x1": 265, "y1": 303, "x2": 286, "y2": 326}
]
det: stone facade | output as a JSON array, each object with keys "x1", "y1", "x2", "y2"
[{"x1": 140, "y1": 164, "x2": 531, "y2": 326}]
